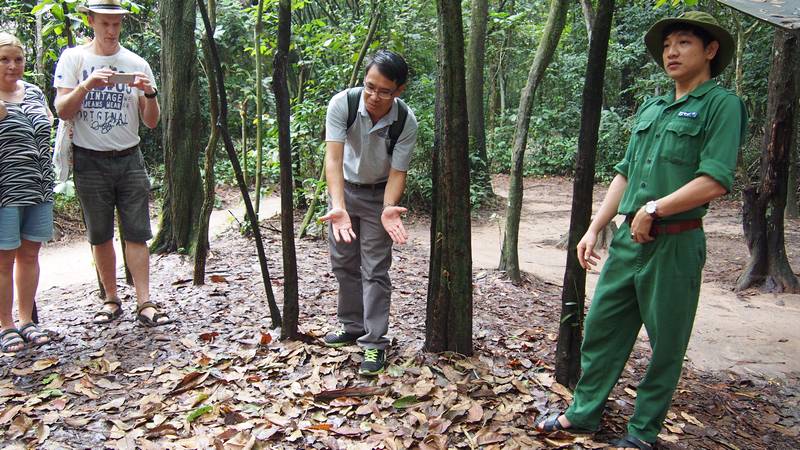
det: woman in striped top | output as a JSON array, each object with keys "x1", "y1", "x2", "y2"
[{"x1": 0, "y1": 33, "x2": 54, "y2": 353}]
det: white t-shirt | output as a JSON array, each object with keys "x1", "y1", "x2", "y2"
[
  {"x1": 325, "y1": 89, "x2": 418, "y2": 185},
  {"x1": 53, "y1": 45, "x2": 156, "y2": 151}
]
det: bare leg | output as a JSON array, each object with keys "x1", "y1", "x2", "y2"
[
  {"x1": 92, "y1": 239, "x2": 120, "y2": 317},
  {"x1": 14, "y1": 240, "x2": 42, "y2": 324},
  {"x1": 124, "y1": 241, "x2": 167, "y2": 323},
  {"x1": 0, "y1": 249, "x2": 16, "y2": 330},
  {"x1": 15, "y1": 240, "x2": 50, "y2": 345},
  {"x1": 0, "y1": 249, "x2": 25, "y2": 352}
]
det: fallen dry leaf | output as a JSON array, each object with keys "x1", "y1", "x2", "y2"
[
  {"x1": 0, "y1": 404, "x2": 23, "y2": 425},
  {"x1": 168, "y1": 371, "x2": 210, "y2": 397},
  {"x1": 199, "y1": 332, "x2": 219, "y2": 342},
  {"x1": 314, "y1": 386, "x2": 386, "y2": 401},
  {"x1": 32, "y1": 357, "x2": 60, "y2": 372},
  {"x1": 467, "y1": 402, "x2": 484, "y2": 423},
  {"x1": 331, "y1": 426, "x2": 363, "y2": 436}
]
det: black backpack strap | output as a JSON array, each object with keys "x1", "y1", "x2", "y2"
[
  {"x1": 346, "y1": 87, "x2": 363, "y2": 130},
  {"x1": 387, "y1": 98, "x2": 408, "y2": 156}
]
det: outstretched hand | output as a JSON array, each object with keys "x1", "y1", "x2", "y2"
[
  {"x1": 320, "y1": 208, "x2": 357, "y2": 243},
  {"x1": 381, "y1": 206, "x2": 409, "y2": 245}
]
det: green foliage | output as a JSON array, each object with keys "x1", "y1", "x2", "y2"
[{"x1": 1, "y1": 0, "x2": 773, "y2": 218}]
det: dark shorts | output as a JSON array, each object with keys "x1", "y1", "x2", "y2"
[{"x1": 73, "y1": 147, "x2": 152, "y2": 245}]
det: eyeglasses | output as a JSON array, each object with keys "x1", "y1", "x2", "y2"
[{"x1": 363, "y1": 83, "x2": 395, "y2": 100}]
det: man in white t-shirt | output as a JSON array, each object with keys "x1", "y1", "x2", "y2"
[{"x1": 53, "y1": 0, "x2": 172, "y2": 328}]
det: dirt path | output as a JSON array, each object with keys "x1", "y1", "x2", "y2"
[
  {"x1": 37, "y1": 177, "x2": 800, "y2": 381},
  {"x1": 411, "y1": 175, "x2": 800, "y2": 380},
  {"x1": 37, "y1": 196, "x2": 283, "y2": 292}
]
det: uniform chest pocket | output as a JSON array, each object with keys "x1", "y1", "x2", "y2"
[
  {"x1": 661, "y1": 121, "x2": 702, "y2": 166},
  {"x1": 630, "y1": 119, "x2": 653, "y2": 162}
]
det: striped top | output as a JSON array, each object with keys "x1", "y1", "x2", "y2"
[{"x1": 0, "y1": 82, "x2": 54, "y2": 207}]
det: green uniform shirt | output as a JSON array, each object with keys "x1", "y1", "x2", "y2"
[{"x1": 615, "y1": 79, "x2": 747, "y2": 220}]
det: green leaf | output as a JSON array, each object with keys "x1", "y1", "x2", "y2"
[
  {"x1": 186, "y1": 405, "x2": 213, "y2": 423},
  {"x1": 32, "y1": 3, "x2": 54, "y2": 16},
  {"x1": 392, "y1": 395, "x2": 419, "y2": 409},
  {"x1": 39, "y1": 388, "x2": 63, "y2": 399},
  {"x1": 387, "y1": 365, "x2": 405, "y2": 377},
  {"x1": 52, "y1": 3, "x2": 65, "y2": 20},
  {"x1": 41, "y1": 373, "x2": 59, "y2": 385}
]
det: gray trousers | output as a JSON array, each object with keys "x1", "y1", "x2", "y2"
[{"x1": 328, "y1": 183, "x2": 393, "y2": 349}]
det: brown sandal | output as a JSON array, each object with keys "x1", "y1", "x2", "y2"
[
  {"x1": 19, "y1": 322, "x2": 50, "y2": 346},
  {"x1": 135, "y1": 302, "x2": 174, "y2": 327},
  {"x1": 1, "y1": 328, "x2": 25, "y2": 353},
  {"x1": 93, "y1": 297, "x2": 123, "y2": 324}
]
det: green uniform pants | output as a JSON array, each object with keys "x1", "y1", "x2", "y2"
[{"x1": 565, "y1": 221, "x2": 706, "y2": 443}]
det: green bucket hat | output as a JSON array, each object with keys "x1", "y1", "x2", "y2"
[{"x1": 644, "y1": 11, "x2": 734, "y2": 78}]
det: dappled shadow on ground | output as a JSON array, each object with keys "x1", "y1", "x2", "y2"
[{"x1": 1, "y1": 217, "x2": 798, "y2": 449}]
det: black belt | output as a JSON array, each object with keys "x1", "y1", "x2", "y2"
[
  {"x1": 345, "y1": 180, "x2": 387, "y2": 190},
  {"x1": 625, "y1": 215, "x2": 702, "y2": 236},
  {"x1": 74, "y1": 144, "x2": 138, "y2": 158}
]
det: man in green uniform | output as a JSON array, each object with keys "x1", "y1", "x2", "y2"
[{"x1": 536, "y1": 11, "x2": 747, "y2": 450}]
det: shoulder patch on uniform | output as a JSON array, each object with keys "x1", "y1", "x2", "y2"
[{"x1": 678, "y1": 111, "x2": 698, "y2": 118}]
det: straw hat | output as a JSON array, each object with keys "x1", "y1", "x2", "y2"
[{"x1": 77, "y1": 0, "x2": 130, "y2": 15}]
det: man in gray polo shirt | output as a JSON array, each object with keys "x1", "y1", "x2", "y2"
[{"x1": 321, "y1": 50, "x2": 418, "y2": 376}]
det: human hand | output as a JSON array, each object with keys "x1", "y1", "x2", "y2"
[
  {"x1": 577, "y1": 229, "x2": 601, "y2": 270},
  {"x1": 630, "y1": 206, "x2": 655, "y2": 243},
  {"x1": 82, "y1": 68, "x2": 115, "y2": 90},
  {"x1": 381, "y1": 205, "x2": 408, "y2": 245},
  {"x1": 130, "y1": 72, "x2": 155, "y2": 96},
  {"x1": 320, "y1": 208, "x2": 357, "y2": 243}
]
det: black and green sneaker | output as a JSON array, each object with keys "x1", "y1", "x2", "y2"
[
  {"x1": 323, "y1": 329, "x2": 363, "y2": 348},
  {"x1": 359, "y1": 348, "x2": 386, "y2": 376}
]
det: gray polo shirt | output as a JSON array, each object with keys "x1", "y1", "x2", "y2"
[{"x1": 325, "y1": 89, "x2": 418, "y2": 185}]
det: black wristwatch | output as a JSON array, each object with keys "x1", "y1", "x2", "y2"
[{"x1": 144, "y1": 88, "x2": 158, "y2": 99}]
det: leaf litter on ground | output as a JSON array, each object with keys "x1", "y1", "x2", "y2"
[{"x1": 0, "y1": 213, "x2": 797, "y2": 449}]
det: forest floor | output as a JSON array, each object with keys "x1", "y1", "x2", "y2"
[{"x1": 1, "y1": 176, "x2": 798, "y2": 449}]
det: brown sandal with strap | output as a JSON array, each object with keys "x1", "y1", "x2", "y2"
[
  {"x1": 135, "y1": 302, "x2": 174, "y2": 327},
  {"x1": 19, "y1": 322, "x2": 51, "y2": 346},
  {"x1": 1, "y1": 328, "x2": 25, "y2": 353},
  {"x1": 93, "y1": 297, "x2": 123, "y2": 324}
]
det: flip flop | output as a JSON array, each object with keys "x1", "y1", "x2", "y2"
[
  {"x1": 135, "y1": 302, "x2": 174, "y2": 327},
  {"x1": 0, "y1": 328, "x2": 25, "y2": 353},
  {"x1": 19, "y1": 322, "x2": 50, "y2": 347},
  {"x1": 610, "y1": 434, "x2": 654, "y2": 450},
  {"x1": 535, "y1": 413, "x2": 595, "y2": 434},
  {"x1": 93, "y1": 297, "x2": 123, "y2": 324}
]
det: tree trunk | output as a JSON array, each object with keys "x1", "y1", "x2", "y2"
[
  {"x1": 254, "y1": 0, "x2": 266, "y2": 214},
  {"x1": 35, "y1": 14, "x2": 45, "y2": 85},
  {"x1": 349, "y1": 3, "x2": 381, "y2": 88},
  {"x1": 466, "y1": 0, "x2": 492, "y2": 196},
  {"x1": 426, "y1": 0, "x2": 473, "y2": 355},
  {"x1": 579, "y1": 0, "x2": 594, "y2": 40},
  {"x1": 486, "y1": 0, "x2": 513, "y2": 137},
  {"x1": 273, "y1": 0, "x2": 299, "y2": 340},
  {"x1": 197, "y1": 0, "x2": 283, "y2": 328},
  {"x1": 61, "y1": 1, "x2": 74, "y2": 48},
  {"x1": 736, "y1": 30, "x2": 800, "y2": 294},
  {"x1": 556, "y1": 0, "x2": 615, "y2": 389},
  {"x1": 499, "y1": 0, "x2": 569, "y2": 282},
  {"x1": 240, "y1": 97, "x2": 249, "y2": 186},
  {"x1": 786, "y1": 54, "x2": 800, "y2": 219},
  {"x1": 193, "y1": 0, "x2": 220, "y2": 285},
  {"x1": 153, "y1": 0, "x2": 203, "y2": 254}
]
